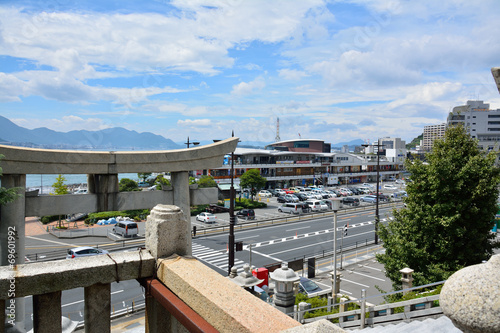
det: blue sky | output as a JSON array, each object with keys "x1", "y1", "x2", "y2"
[{"x1": 1, "y1": 0, "x2": 500, "y2": 146}]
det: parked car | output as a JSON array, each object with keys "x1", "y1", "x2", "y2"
[
  {"x1": 112, "y1": 221, "x2": 139, "y2": 237},
  {"x1": 383, "y1": 184, "x2": 398, "y2": 190},
  {"x1": 278, "y1": 203, "x2": 305, "y2": 214},
  {"x1": 349, "y1": 188, "x2": 362, "y2": 195},
  {"x1": 277, "y1": 195, "x2": 292, "y2": 203},
  {"x1": 360, "y1": 195, "x2": 377, "y2": 203},
  {"x1": 66, "y1": 246, "x2": 109, "y2": 259},
  {"x1": 283, "y1": 189, "x2": 295, "y2": 194},
  {"x1": 196, "y1": 212, "x2": 217, "y2": 223},
  {"x1": 298, "y1": 276, "x2": 323, "y2": 297},
  {"x1": 275, "y1": 189, "x2": 287, "y2": 197},
  {"x1": 305, "y1": 200, "x2": 328, "y2": 211},
  {"x1": 258, "y1": 190, "x2": 272, "y2": 197},
  {"x1": 362, "y1": 183, "x2": 374, "y2": 188},
  {"x1": 342, "y1": 197, "x2": 360, "y2": 206},
  {"x1": 236, "y1": 209, "x2": 255, "y2": 220},
  {"x1": 284, "y1": 194, "x2": 300, "y2": 203},
  {"x1": 296, "y1": 193, "x2": 309, "y2": 201}
]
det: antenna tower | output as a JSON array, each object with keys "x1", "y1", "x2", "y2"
[{"x1": 275, "y1": 117, "x2": 280, "y2": 141}]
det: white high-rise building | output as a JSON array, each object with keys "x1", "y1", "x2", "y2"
[{"x1": 447, "y1": 100, "x2": 500, "y2": 152}]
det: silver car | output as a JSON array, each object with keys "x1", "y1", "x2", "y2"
[{"x1": 67, "y1": 246, "x2": 109, "y2": 259}]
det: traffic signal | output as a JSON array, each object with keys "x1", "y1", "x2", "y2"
[
  {"x1": 235, "y1": 241, "x2": 243, "y2": 251},
  {"x1": 344, "y1": 225, "x2": 348, "y2": 236}
]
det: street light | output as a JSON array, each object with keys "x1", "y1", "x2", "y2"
[
  {"x1": 362, "y1": 140, "x2": 384, "y2": 245},
  {"x1": 331, "y1": 198, "x2": 341, "y2": 300},
  {"x1": 184, "y1": 136, "x2": 200, "y2": 148},
  {"x1": 228, "y1": 131, "x2": 236, "y2": 275}
]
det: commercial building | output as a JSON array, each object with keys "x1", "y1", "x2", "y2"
[
  {"x1": 447, "y1": 100, "x2": 500, "y2": 153},
  {"x1": 208, "y1": 139, "x2": 407, "y2": 189}
]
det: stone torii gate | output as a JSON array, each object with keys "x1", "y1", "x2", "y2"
[{"x1": 0, "y1": 137, "x2": 238, "y2": 268}]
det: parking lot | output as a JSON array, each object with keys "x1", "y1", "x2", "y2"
[{"x1": 191, "y1": 182, "x2": 407, "y2": 229}]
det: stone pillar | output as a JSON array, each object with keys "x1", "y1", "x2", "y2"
[
  {"x1": 400, "y1": 267, "x2": 414, "y2": 294},
  {"x1": 297, "y1": 302, "x2": 311, "y2": 324},
  {"x1": 145, "y1": 205, "x2": 190, "y2": 258},
  {"x1": 87, "y1": 174, "x2": 119, "y2": 212},
  {"x1": 84, "y1": 283, "x2": 111, "y2": 333},
  {"x1": 170, "y1": 171, "x2": 192, "y2": 256},
  {"x1": 33, "y1": 291, "x2": 62, "y2": 333},
  {"x1": 0, "y1": 174, "x2": 26, "y2": 330}
]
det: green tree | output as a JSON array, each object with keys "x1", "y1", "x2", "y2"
[
  {"x1": 239, "y1": 169, "x2": 267, "y2": 200},
  {"x1": 119, "y1": 178, "x2": 140, "y2": 192},
  {"x1": 52, "y1": 174, "x2": 69, "y2": 195},
  {"x1": 197, "y1": 175, "x2": 217, "y2": 188},
  {"x1": 138, "y1": 173, "x2": 152, "y2": 182},
  {"x1": 51, "y1": 174, "x2": 69, "y2": 228},
  {"x1": 0, "y1": 154, "x2": 21, "y2": 205},
  {"x1": 377, "y1": 125, "x2": 500, "y2": 289},
  {"x1": 154, "y1": 175, "x2": 171, "y2": 190}
]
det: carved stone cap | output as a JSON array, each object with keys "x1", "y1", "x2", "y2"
[{"x1": 440, "y1": 254, "x2": 500, "y2": 333}]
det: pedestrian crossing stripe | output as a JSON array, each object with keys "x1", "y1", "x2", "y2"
[{"x1": 192, "y1": 243, "x2": 246, "y2": 273}]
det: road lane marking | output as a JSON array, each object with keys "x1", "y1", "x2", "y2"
[
  {"x1": 286, "y1": 226, "x2": 311, "y2": 232},
  {"x1": 341, "y1": 278, "x2": 370, "y2": 288},
  {"x1": 26, "y1": 236, "x2": 77, "y2": 247},
  {"x1": 349, "y1": 270, "x2": 386, "y2": 282}
]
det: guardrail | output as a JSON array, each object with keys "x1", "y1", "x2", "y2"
[
  {"x1": 297, "y1": 281, "x2": 445, "y2": 329},
  {"x1": 193, "y1": 199, "x2": 404, "y2": 236}
]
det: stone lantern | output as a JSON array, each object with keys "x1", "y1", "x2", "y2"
[
  {"x1": 270, "y1": 262, "x2": 300, "y2": 315},
  {"x1": 400, "y1": 267, "x2": 414, "y2": 294},
  {"x1": 229, "y1": 264, "x2": 264, "y2": 292}
]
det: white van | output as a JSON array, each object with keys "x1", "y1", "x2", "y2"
[
  {"x1": 112, "y1": 221, "x2": 139, "y2": 237},
  {"x1": 278, "y1": 203, "x2": 306, "y2": 214},
  {"x1": 305, "y1": 200, "x2": 328, "y2": 212}
]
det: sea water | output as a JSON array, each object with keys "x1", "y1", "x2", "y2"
[{"x1": 25, "y1": 173, "x2": 140, "y2": 194}]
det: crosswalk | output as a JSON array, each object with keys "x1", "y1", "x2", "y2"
[
  {"x1": 191, "y1": 218, "x2": 387, "y2": 274},
  {"x1": 192, "y1": 242, "x2": 246, "y2": 274}
]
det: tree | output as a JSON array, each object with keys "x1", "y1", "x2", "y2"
[
  {"x1": 51, "y1": 174, "x2": 69, "y2": 228},
  {"x1": 377, "y1": 125, "x2": 500, "y2": 289},
  {"x1": 239, "y1": 169, "x2": 267, "y2": 200},
  {"x1": 0, "y1": 154, "x2": 21, "y2": 206},
  {"x1": 119, "y1": 178, "x2": 140, "y2": 192},
  {"x1": 197, "y1": 175, "x2": 217, "y2": 188},
  {"x1": 138, "y1": 173, "x2": 152, "y2": 182}
]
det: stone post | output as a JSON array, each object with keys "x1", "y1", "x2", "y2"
[
  {"x1": 170, "y1": 171, "x2": 192, "y2": 256},
  {"x1": 33, "y1": 291, "x2": 62, "y2": 333},
  {"x1": 144, "y1": 204, "x2": 191, "y2": 333},
  {"x1": 297, "y1": 302, "x2": 311, "y2": 324},
  {"x1": 84, "y1": 283, "x2": 111, "y2": 333},
  {"x1": 0, "y1": 174, "x2": 26, "y2": 330},
  {"x1": 145, "y1": 205, "x2": 190, "y2": 258}
]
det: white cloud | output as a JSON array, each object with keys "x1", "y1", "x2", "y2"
[
  {"x1": 278, "y1": 69, "x2": 308, "y2": 81},
  {"x1": 231, "y1": 77, "x2": 266, "y2": 95},
  {"x1": 177, "y1": 119, "x2": 213, "y2": 127},
  {"x1": 12, "y1": 115, "x2": 110, "y2": 131}
]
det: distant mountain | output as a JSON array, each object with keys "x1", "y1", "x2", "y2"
[
  {"x1": 331, "y1": 139, "x2": 365, "y2": 149},
  {"x1": 0, "y1": 115, "x2": 182, "y2": 150}
]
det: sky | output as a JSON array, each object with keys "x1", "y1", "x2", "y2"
[{"x1": 1, "y1": 0, "x2": 500, "y2": 146}]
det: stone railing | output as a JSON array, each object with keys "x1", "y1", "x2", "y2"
[{"x1": 2, "y1": 204, "x2": 345, "y2": 333}]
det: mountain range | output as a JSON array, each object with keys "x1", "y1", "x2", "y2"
[
  {"x1": 0, "y1": 115, "x2": 181, "y2": 150},
  {"x1": 0, "y1": 115, "x2": 365, "y2": 150}
]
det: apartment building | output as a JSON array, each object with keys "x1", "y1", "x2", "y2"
[{"x1": 423, "y1": 123, "x2": 446, "y2": 151}]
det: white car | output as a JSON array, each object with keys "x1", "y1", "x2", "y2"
[
  {"x1": 196, "y1": 212, "x2": 217, "y2": 223},
  {"x1": 67, "y1": 246, "x2": 109, "y2": 259},
  {"x1": 258, "y1": 190, "x2": 272, "y2": 197},
  {"x1": 383, "y1": 184, "x2": 398, "y2": 190}
]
